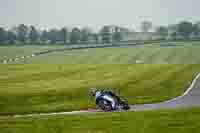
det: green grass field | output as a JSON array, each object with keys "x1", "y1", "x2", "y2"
[
  {"x1": 0, "y1": 64, "x2": 200, "y2": 115},
  {"x1": 1, "y1": 108, "x2": 200, "y2": 133},
  {"x1": 1, "y1": 42, "x2": 200, "y2": 132},
  {"x1": 20, "y1": 44, "x2": 200, "y2": 64}
]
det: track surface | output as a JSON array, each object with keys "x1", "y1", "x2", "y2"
[{"x1": 4, "y1": 73, "x2": 200, "y2": 118}]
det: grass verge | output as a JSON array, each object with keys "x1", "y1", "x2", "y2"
[
  {"x1": 1, "y1": 107, "x2": 200, "y2": 133},
  {"x1": 0, "y1": 64, "x2": 200, "y2": 115}
]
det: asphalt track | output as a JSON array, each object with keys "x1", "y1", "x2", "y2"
[{"x1": 3, "y1": 72, "x2": 199, "y2": 118}]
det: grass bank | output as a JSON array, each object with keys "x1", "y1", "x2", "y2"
[
  {"x1": 1, "y1": 107, "x2": 200, "y2": 133},
  {"x1": 0, "y1": 64, "x2": 199, "y2": 115}
]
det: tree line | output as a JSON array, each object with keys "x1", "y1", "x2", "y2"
[
  {"x1": 0, "y1": 21, "x2": 200, "y2": 44},
  {"x1": 139, "y1": 21, "x2": 200, "y2": 40},
  {"x1": 0, "y1": 25, "x2": 128, "y2": 44},
  {"x1": 155, "y1": 21, "x2": 200, "y2": 40}
]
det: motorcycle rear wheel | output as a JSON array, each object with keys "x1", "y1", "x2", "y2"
[{"x1": 98, "y1": 100, "x2": 113, "y2": 112}]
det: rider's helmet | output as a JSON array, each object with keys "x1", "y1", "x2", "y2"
[{"x1": 89, "y1": 88, "x2": 98, "y2": 97}]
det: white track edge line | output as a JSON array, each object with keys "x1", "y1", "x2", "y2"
[
  {"x1": 164, "y1": 73, "x2": 200, "y2": 103},
  {"x1": 12, "y1": 111, "x2": 92, "y2": 118}
]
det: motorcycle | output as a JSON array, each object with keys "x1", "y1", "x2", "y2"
[
  {"x1": 95, "y1": 89, "x2": 130, "y2": 112},
  {"x1": 97, "y1": 96, "x2": 130, "y2": 112}
]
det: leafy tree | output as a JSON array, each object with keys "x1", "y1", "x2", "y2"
[
  {"x1": 112, "y1": 27, "x2": 122, "y2": 42},
  {"x1": 16, "y1": 24, "x2": 29, "y2": 42},
  {"x1": 40, "y1": 30, "x2": 49, "y2": 42},
  {"x1": 141, "y1": 21, "x2": 152, "y2": 32},
  {"x1": 113, "y1": 32, "x2": 122, "y2": 42},
  {"x1": 0, "y1": 27, "x2": 7, "y2": 43},
  {"x1": 177, "y1": 21, "x2": 193, "y2": 39},
  {"x1": 70, "y1": 27, "x2": 81, "y2": 43},
  {"x1": 60, "y1": 27, "x2": 68, "y2": 43},
  {"x1": 171, "y1": 32, "x2": 178, "y2": 40},
  {"x1": 80, "y1": 27, "x2": 92, "y2": 42},
  {"x1": 156, "y1": 26, "x2": 168, "y2": 39},
  {"x1": 47, "y1": 29, "x2": 59, "y2": 43},
  {"x1": 100, "y1": 26, "x2": 111, "y2": 43},
  {"x1": 29, "y1": 25, "x2": 39, "y2": 43},
  {"x1": 193, "y1": 22, "x2": 200, "y2": 36},
  {"x1": 6, "y1": 31, "x2": 16, "y2": 43},
  {"x1": 167, "y1": 24, "x2": 178, "y2": 40},
  {"x1": 93, "y1": 33, "x2": 99, "y2": 43}
]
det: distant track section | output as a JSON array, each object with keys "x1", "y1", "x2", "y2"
[{"x1": 1, "y1": 40, "x2": 199, "y2": 64}]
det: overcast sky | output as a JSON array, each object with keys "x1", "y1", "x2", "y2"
[{"x1": 0, "y1": 0, "x2": 199, "y2": 31}]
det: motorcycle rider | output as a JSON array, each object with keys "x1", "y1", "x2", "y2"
[{"x1": 89, "y1": 88, "x2": 120, "y2": 110}]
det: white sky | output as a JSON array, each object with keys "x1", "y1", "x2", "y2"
[{"x1": 0, "y1": 0, "x2": 199, "y2": 31}]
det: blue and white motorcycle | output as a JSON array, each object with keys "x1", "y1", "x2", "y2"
[{"x1": 89, "y1": 88, "x2": 130, "y2": 112}]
